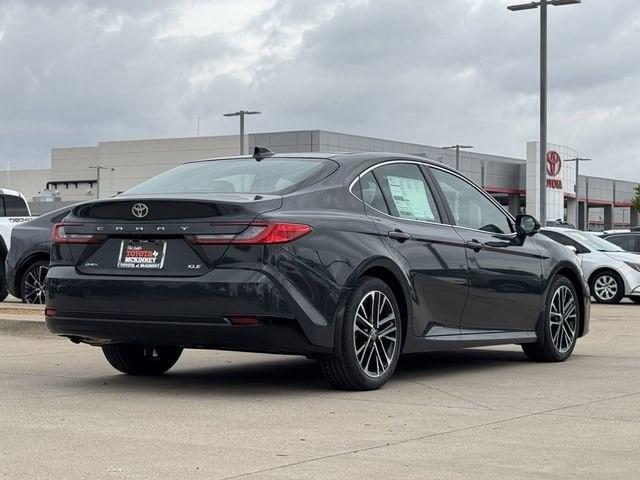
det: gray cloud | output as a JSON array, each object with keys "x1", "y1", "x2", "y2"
[{"x1": 0, "y1": 0, "x2": 639, "y2": 179}]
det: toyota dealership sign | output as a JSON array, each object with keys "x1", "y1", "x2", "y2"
[
  {"x1": 546, "y1": 151, "x2": 563, "y2": 189},
  {"x1": 526, "y1": 141, "x2": 577, "y2": 222}
]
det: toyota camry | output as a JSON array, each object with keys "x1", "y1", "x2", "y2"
[{"x1": 45, "y1": 148, "x2": 590, "y2": 390}]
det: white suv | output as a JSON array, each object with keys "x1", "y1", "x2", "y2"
[{"x1": 541, "y1": 227, "x2": 640, "y2": 304}]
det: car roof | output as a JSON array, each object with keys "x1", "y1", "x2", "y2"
[
  {"x1": 186, "y1": 151, "x2": 452, "y2": 169},
  {"x1": 0, "y1": 187, "x2": 24, "y2": 198}
]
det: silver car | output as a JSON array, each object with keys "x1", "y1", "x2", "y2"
[{"x1": 541, "y1": 227, "x2": 640, "y2": 304}]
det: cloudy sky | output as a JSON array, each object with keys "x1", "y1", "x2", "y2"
[{"x1": 0, "y1": 0, "x2": 638, "y2": 178}]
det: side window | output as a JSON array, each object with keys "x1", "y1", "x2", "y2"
[
  {"x1": 430, "y1": 168, "x2": 511, "y2": 234},
  {"x1": 353, "y1": 172, "x2": 389, "y2": 214},
  {"x1": 373, "y1": 163, "x2": 440, "y2": 222},
  {"x1": 540, "y1": 231, "x2": 586, "y2": 252},
  {"x1": 606, "y1": 235, "x2": 636, "y2": 251},
  {"x1": 541, "y1": 231, "x2": 571, "y2": 246},
  {"x1": 2, "y1": 195, "x2": 29, "y2": 216}
]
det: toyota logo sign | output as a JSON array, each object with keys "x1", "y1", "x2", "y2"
[
  {"x1": 546, "y1": 151, "x2": 562, "y2": 177},
  {"x1": 131, "y1": 203, "x2": 149, "y2": 218}
]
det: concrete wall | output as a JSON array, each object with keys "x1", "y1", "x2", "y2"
[
  {"x1": 0, "y1": 169, "x2": 50, "y2": 200},
  {"x1": 50, "y1": 146, "x2": 99, "y2": 201}
]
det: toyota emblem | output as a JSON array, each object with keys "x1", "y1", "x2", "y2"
[
  {"x1": 546, "y1": 151, "x2": 562, "y2": 177},
  {"x1": 131, "y1": 203, "x2": 149, "y2": 218}
]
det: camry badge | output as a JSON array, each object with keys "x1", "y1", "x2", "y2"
[{"x1": 131, "y1": 203, "x2": 149, "y2": 218}]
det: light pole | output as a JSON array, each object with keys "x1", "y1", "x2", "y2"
[
  {"x1": 223, "y1": 110, "x2": 261, "y2": 155},
  {"x1": 442, "y1": 145, "x2": 474, "y2": 171},
  {"x1": 565, "y1": 157, "x2": 591, "y2": 229},
  {"x1": 89, "y1": 165, "x2": 114, "y2": 199},
  {"x1": 507, "y1": 0, "x2": 581, "y2": 224}
]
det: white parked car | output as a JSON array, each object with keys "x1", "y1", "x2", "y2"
[
  {"x1": 0, "y1": 188, "x2": 33, "y2": 301},
  {"x1": 541, "y1": 227, "x2": 640, "y2": 304}
]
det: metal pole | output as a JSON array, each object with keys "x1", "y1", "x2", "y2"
[
  {"x1": 96, "y1": 167, "x2": 101, "y2": 199},
  {"x1": 539, "y1": 0, "x2": 548, "y2": 225},
  {"x1": 575, "y1": 159, "x2": 579, "y2": 228},
  {"x1": 239, "y1": 111, "x2": 245, "y2": 155},
  {"x1": 455, "y1": 145, "x2": 460, "y2": 171},
  {"x1": 224, "y1": 110, "x2": 260, "y2": 155},
  {"x1": 584, "y1": 177, "x2": 589, "y2": 230}
]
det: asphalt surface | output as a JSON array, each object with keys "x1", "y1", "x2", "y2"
[{"x1": 1, "y1": 302, "x2": 639, "y2": 479}]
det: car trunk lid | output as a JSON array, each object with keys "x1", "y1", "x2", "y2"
[{"x1": 60, "y1": 194, "x2": 282, "y2": 276}]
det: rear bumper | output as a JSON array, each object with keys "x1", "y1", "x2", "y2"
[{"x1": 45, "y1": 266, "x2": 336, "y2": 355}]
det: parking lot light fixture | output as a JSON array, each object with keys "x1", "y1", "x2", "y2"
[
  {"x1": 223, "y1": 110, "x2": 261, "y2": 155},
  {"x1": 507, "y1": 0, "x2": 581, "y2": 224},
  {"x1": 442, "y1": 145, "x2": 474, "y2": 171}
]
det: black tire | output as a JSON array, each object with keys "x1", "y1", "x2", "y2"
[
  {"x1": 0, "y1": 277, "x2": 7, "y2": 303},
  {"x1": 0, "y1": 246, "x2": 7, "y2": 302},
  {"x1": 522, "y1": 275, "x2": 580, "y2": 362},
  {"x1": 589, "y1": 270, "x2": 625, "y2": 304},
  {"x1": 0, "y1": 279, "x2": 8, "y2": 302},
  {"x1": 20, "y1": 259, "x2": 49, "y2": 304},
  {"x1": 102, "y1": 344, "x2": 183, "y2": 375},
  {"x1": 0, "y1": 255, "x2": 8, "y2": 302},
  {"x1": 319, "y1": 277, "x2": 402, "y2": 390}
]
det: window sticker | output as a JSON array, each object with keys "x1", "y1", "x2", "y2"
[{"x1": 386, "y1": 175, "x2": 435, "y2": 221}]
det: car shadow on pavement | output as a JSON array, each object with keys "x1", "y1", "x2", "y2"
[
  {"x1": 394, "y1": 348, "x2": 529, "y2": 382},
  {"x1": 66, "y1": 348, "x2": 531, "y2": 396}
]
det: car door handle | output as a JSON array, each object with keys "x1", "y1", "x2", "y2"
[
  {"x1": 388, "y1": 230, "x2": 412, "y2": 242},
  {"x1": 465, "y1": 240, "x2": 485, "y2": 252}
]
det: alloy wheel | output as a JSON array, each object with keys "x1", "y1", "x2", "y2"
[
  {"x1": 353, "y1": 290, "x2": 398, "y2": 378},
  {"x1": 549, "y1": 285, "x2": 577, "y2": 354},
  {"x1": 593, "y1": 274, "x2": 618, "y2": 302},
  {"x1": 23, "y1": 265, "x2": 48, "y2": 304}
]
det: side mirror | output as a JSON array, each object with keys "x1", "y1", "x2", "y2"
[
  {"x1": 566, "y1": 245, "x2": 578, "y2": 254},
  {"x1": 515, "y1": 214, "x2": 540, "y2": 237}
]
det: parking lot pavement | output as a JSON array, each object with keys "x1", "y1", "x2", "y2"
[{"x1": 0, "y1": 303, "x2": 638, "y2": 480}]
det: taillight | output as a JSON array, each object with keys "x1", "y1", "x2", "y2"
[
  {"x1": 52, "y1": 223, "x2": 104, "y2": 245},
  {"x1": 191, "y1": 223, "x2": 312, "y2": 245}
]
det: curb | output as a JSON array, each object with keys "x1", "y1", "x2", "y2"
[{"x1": 0, "y1": 317, "x2": 50, "y2": 338}]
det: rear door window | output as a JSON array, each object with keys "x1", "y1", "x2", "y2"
[{"x1": 373, "y1": 164, "x2": 440, "y2": 222}]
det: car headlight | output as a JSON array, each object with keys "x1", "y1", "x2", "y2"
[{"x1": 624, "y1": 261, "x2": 640, "y2": 272}]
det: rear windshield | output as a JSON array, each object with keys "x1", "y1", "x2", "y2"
[
  {"x1": 124, "y1": 158, "x2": 337, "y2": 195},
  {"x1": 0, "y1": 194, "x2": 29, "y2": 216}
]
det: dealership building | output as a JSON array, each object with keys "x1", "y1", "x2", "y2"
[{"x1": 1, "y1": 129, "x2": 637, "y2": 230}]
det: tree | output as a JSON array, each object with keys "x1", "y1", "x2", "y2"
[{"x1": 632, "y1": 184, "x2": 640, "y2": 213}]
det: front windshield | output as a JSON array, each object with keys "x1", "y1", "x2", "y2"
[
  {"x1": 124, "y1": 158, "x2": 337, "y2": 195},
  {"x1": 565, "y1": 231, "x2": 624, "y2": 252}
]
